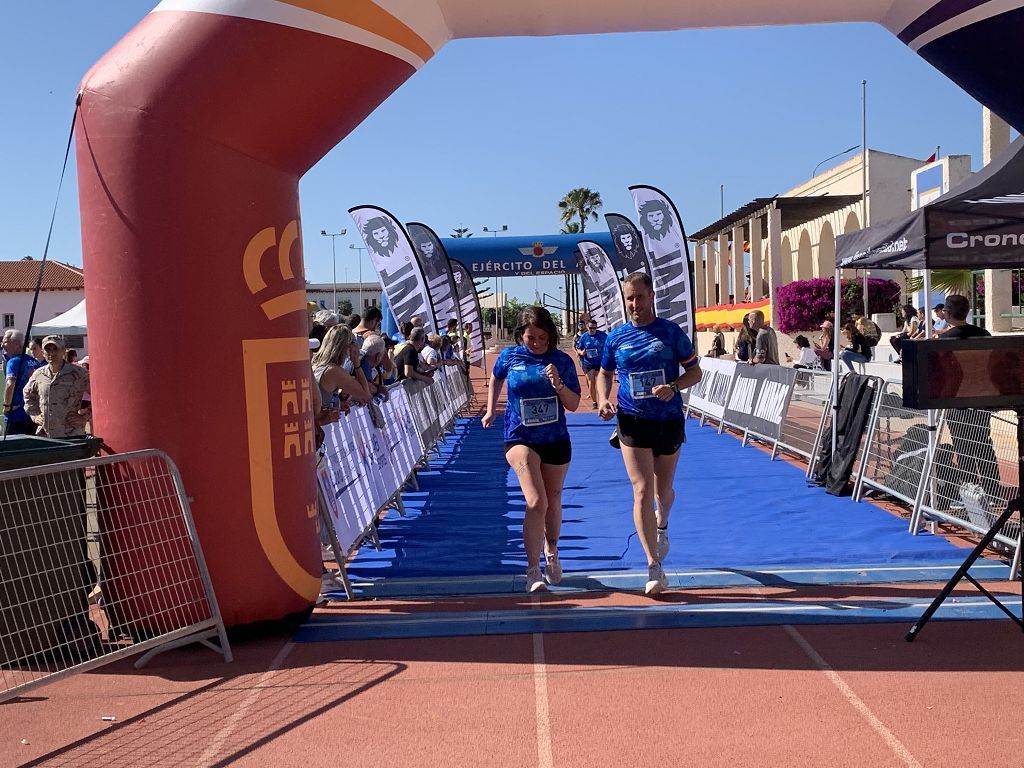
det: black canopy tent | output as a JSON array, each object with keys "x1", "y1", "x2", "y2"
[
  {"x1": 835, "y1": 135, "x2": 1024, "y2": 271},
  {"x1": 828, "y1": 137, "x2": 1024, "y2": 478}
]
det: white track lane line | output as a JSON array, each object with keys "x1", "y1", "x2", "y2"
[
  {"x1": 196, "y1": 640, "x2": 295, "y2": 766},
  {"x1": 783, "y1": 625, "x2": 922, "y2": 768},
  {"x1": 532, "y1": 595, "x2": 554, "y2": 768}
]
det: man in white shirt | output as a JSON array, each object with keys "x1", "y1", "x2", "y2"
[{"x1": 931, "y1": 303, "x2": 949, "y2": 332}]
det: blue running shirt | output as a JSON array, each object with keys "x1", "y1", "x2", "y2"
[
  {"x1": 493, "y1": 346, "x2": 581, "y2": 444},
  {"x1": 601, "y1": 318, "x2": 699, "y2": 419},
  {"x1": 575, "y1": 331, "x2": 608, "y2": 369}
]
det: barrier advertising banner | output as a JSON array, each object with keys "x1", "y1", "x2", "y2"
[
  {"x1": 605, "y1": 213, "x2": 651, "y2": 276},
  {"x1": 317, "y1": 373, "x2": 471, "y2": 554},
  {"x1": 685, "y1": 357, "x2": 737, "y2": 420},
  {"x1": 450, "y1": 259, "x2": 486, "y2": 368},
  {"x1": 317, "y1": 415, "x2": 379, "y2": 553},
  {"x1": 722, "y1": 365, "x2": 798, "y2": 440},
  {"x1": 406, "y1": 222, "x2": 461, "y2": 330},
  {"x1": 629, "y1": 186, "x2": 696, "y2": 341},
  {"x1": 578, "y1": 240, "x2": 627, "y2": 330},
  {"x1": 350, "y1": 205, "x2": 436, "y2": 330}
]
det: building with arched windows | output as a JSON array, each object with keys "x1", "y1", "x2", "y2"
[{"x1": 690, "y1": 149, "x2": 969, "y2": 330}]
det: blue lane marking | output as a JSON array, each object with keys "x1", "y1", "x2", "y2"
[
  {"x1": 294, "y1": 595, "x2": 1023, "y2": 643},
  {"x1": 335, "y1": 562, "x2": 1011, "y2": 600}
]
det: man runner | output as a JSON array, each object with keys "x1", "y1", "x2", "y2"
[
  {"x1": 574, "y1": 318, "x2": 608, "y2": 409},
  {"x1": 597, "y1": 272, "x2": 702, "y2": 595}
]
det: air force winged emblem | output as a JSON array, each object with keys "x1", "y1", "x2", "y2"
[{"x1": 519, "y1": 242, "x2": 558, "y2": 257}]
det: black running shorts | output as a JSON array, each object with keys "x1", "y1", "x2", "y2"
[
  {"x1": 616, "y1": 412, "x2": 685, "y2": 457},
  {"x1": 504, "y1": 439, "x2": 572, "y2": 466}
]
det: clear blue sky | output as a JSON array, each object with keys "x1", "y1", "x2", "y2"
[{"x1": 1, "y1": 2, "x2": 989, "y2": 303}]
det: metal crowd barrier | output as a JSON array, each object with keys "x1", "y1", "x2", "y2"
[
  {"x1": 316, "y1": 365, "x2": 472, "y2": 598},
  {"x1": 911, "y1": 409, "x2": 1022, "y2": 576},
  {"x1": 853, "y1": 380, "x2": 936, "y2": 507},
  {"x1": 1, "y1": 450, "x2": 232, "y2": 705},
  {"x1": 772, "y1": 368, "x2": 833, "y2": 467},
  {"x1": 682, "y1": 362, "x2": 1021, "y2": 578}
]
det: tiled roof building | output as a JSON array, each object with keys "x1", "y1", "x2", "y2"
[{"x1": 0, "y1": 259, "x2": 84, "y2": 292}]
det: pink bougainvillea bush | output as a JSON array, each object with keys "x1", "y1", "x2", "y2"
[{"x1": 776, "y1": 278, "x2": 901, "y2": 333}]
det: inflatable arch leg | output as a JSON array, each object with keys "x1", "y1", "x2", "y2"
[{"x1": 77, "y1": 0, "x2": 1024, "y2": 627}]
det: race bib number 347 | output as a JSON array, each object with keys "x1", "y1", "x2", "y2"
[{"x1": 521, "y1": 396, "x2": 558, "y2": 427}]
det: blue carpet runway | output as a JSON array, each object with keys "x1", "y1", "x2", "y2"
[{"x1": 345, "y1": 413, "x2": 993, "y2": 593}]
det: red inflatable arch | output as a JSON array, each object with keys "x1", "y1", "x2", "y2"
[{"x1": 77, "y1": 0, "x2": 1024, "y2": 626}]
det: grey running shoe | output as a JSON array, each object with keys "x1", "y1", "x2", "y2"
[
  {"x1": 645, "y1": 562, "x2": 668, "y2": 596},
  {"x1": 526, "y1": 566, "x2": 547, "y2": 593},
  {"x1": 656, "y1": 528, "x2": 670, "y2": 562},
  {"x1": 545, "y1": 551, "x2": 563, "y2": 585}
]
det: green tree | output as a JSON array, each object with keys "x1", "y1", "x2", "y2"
[
  {"x1": 450, "y1": 225, "x2": 473, "y2": 238},
  {"x1": 558, "y1": 188, "x2": 602, "y2": 233},
  {"x1": 906, "y1": 269, "x2": 973, "y2": 297},
  {"x1": 337, "y1": 299, "x2": 353, "y2": 315},
  {"x1": 501, "y1": 297, "x2": 528, "y2": 330},
  {"x1": 560, "y1": 222, "x2": 581, "y2": 234}
]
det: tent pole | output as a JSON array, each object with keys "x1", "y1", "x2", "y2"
[
  {"x1": 921, "y1": 268, "x2": 936, "y2": 529},
  {"x1": 832, "y1": 268, "x2": 841, "y2": 456}
]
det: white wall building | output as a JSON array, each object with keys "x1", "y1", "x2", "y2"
[
  {"x1": 306, "y1": 281, "x2": 382, "y2": 314},
  {"x1": 0, "y1": 259, "x2": 86, "y2": 349}
]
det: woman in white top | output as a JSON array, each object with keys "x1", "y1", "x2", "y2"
[{"x1": 787, "y1": 335, "x2": 819, "y2": 368}]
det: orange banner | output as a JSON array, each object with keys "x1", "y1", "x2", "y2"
[{"x1": 696, "y1": 299, "x2": 771, "y2": 329}]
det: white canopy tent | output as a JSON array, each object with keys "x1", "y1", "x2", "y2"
[{"x1": 31, "y1": 299, "x2": 87, "y2": 336}]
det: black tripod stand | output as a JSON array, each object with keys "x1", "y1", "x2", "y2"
[{"x1": 906, "y1": 408, "x2": 1024, "y2": 641}]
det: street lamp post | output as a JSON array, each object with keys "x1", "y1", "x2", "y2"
[
  {"x1": 349, "y1": 243, "x2": 367, "y2": 311},
  {"x1": 320, "y1": 229, "x2": 346, "y2": 312},
  {"x1": 482, "y1": 225, "x2": 509, "y2": 338}
]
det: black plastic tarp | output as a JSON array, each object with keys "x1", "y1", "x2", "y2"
[{"x1": 836, "y1": 136, "x2": 1024, "y2": 270}]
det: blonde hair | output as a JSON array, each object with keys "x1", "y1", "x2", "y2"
[{"x1": 312, "y1": 325, "x2": 353, "y2": 367}]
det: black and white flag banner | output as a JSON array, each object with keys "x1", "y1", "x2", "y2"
[
  {"x1": 604, "y1": 213, "x2": 651, "y2": 276},
  {"x1": 450, "y1": 259, "x2": 486, "y2": 368},
  {"x1": 578, "y1": 240, "x2": 627, "y2": 330},
  {"x1": 577, "y1": 250, "x2": 608, "y2": 330},
  {"x1": 349, "y1": 205, "x2": 436, "y2": 330},
  {"x1": 406, "y1": 222, "x2": 461, "y2": 330},
  {"x1": 628, "y1": 186, "x2": 696, "y2": 341}
]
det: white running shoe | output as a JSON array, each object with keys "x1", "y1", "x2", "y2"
[
  {"x1": 526, "y1": 566, "x2": 547, "y2": 593},
  {"x1": 645, "y1": 562, "x2": 668, "y2": 596},
  {"x1": 656, "y1": 528, "x2": 670, "y2": 562},
  {"x1": 545, "y1": 551, "x2": 563, "y2": 585}
]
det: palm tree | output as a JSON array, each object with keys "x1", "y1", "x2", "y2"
[
  {"x1": 450, "y1": 225, "x2": 473, "y2": 238},
  {"x1": 558, "y1": 188, "x2": 602, "y2": 233},
  {"x1": 560, "y1": 222, "x2": 581, "y2": 234},
  {"x1": 906, "y1": 269, "x2": 973, "y2": 297}
]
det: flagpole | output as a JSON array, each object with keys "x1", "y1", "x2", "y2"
[{"x1": 861, "y1": 79, "x2": 869, "y2": 319}]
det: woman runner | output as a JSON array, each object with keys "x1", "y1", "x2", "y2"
[{"x1": 482, "y1": 306, "x2": 581, "y2": 592}]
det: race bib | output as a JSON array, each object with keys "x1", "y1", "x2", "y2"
[
  {"x1": 629, "y1": 369, "x2": 666, "y2": 399},
  {"x1": 521, "y1": 396, "x2": 558, "y2": 427},
  {"x1": 585, "y1": 347, "x2": 599, "y2": 359}
]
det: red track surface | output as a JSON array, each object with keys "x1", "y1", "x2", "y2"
[{"x1": 4, "y1": 592, "x2": 1023, "y2": 767}]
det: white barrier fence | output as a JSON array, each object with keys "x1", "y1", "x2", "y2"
[
  {"x1": 316, "y1": 366, "x2": 471, "y2": 594},
  {"x1": 0, "y1": 449, "x2": 232, "y2": 705},
  {"x1": 683, "y1": 364, "x2": 1021, "y2": 577}
]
